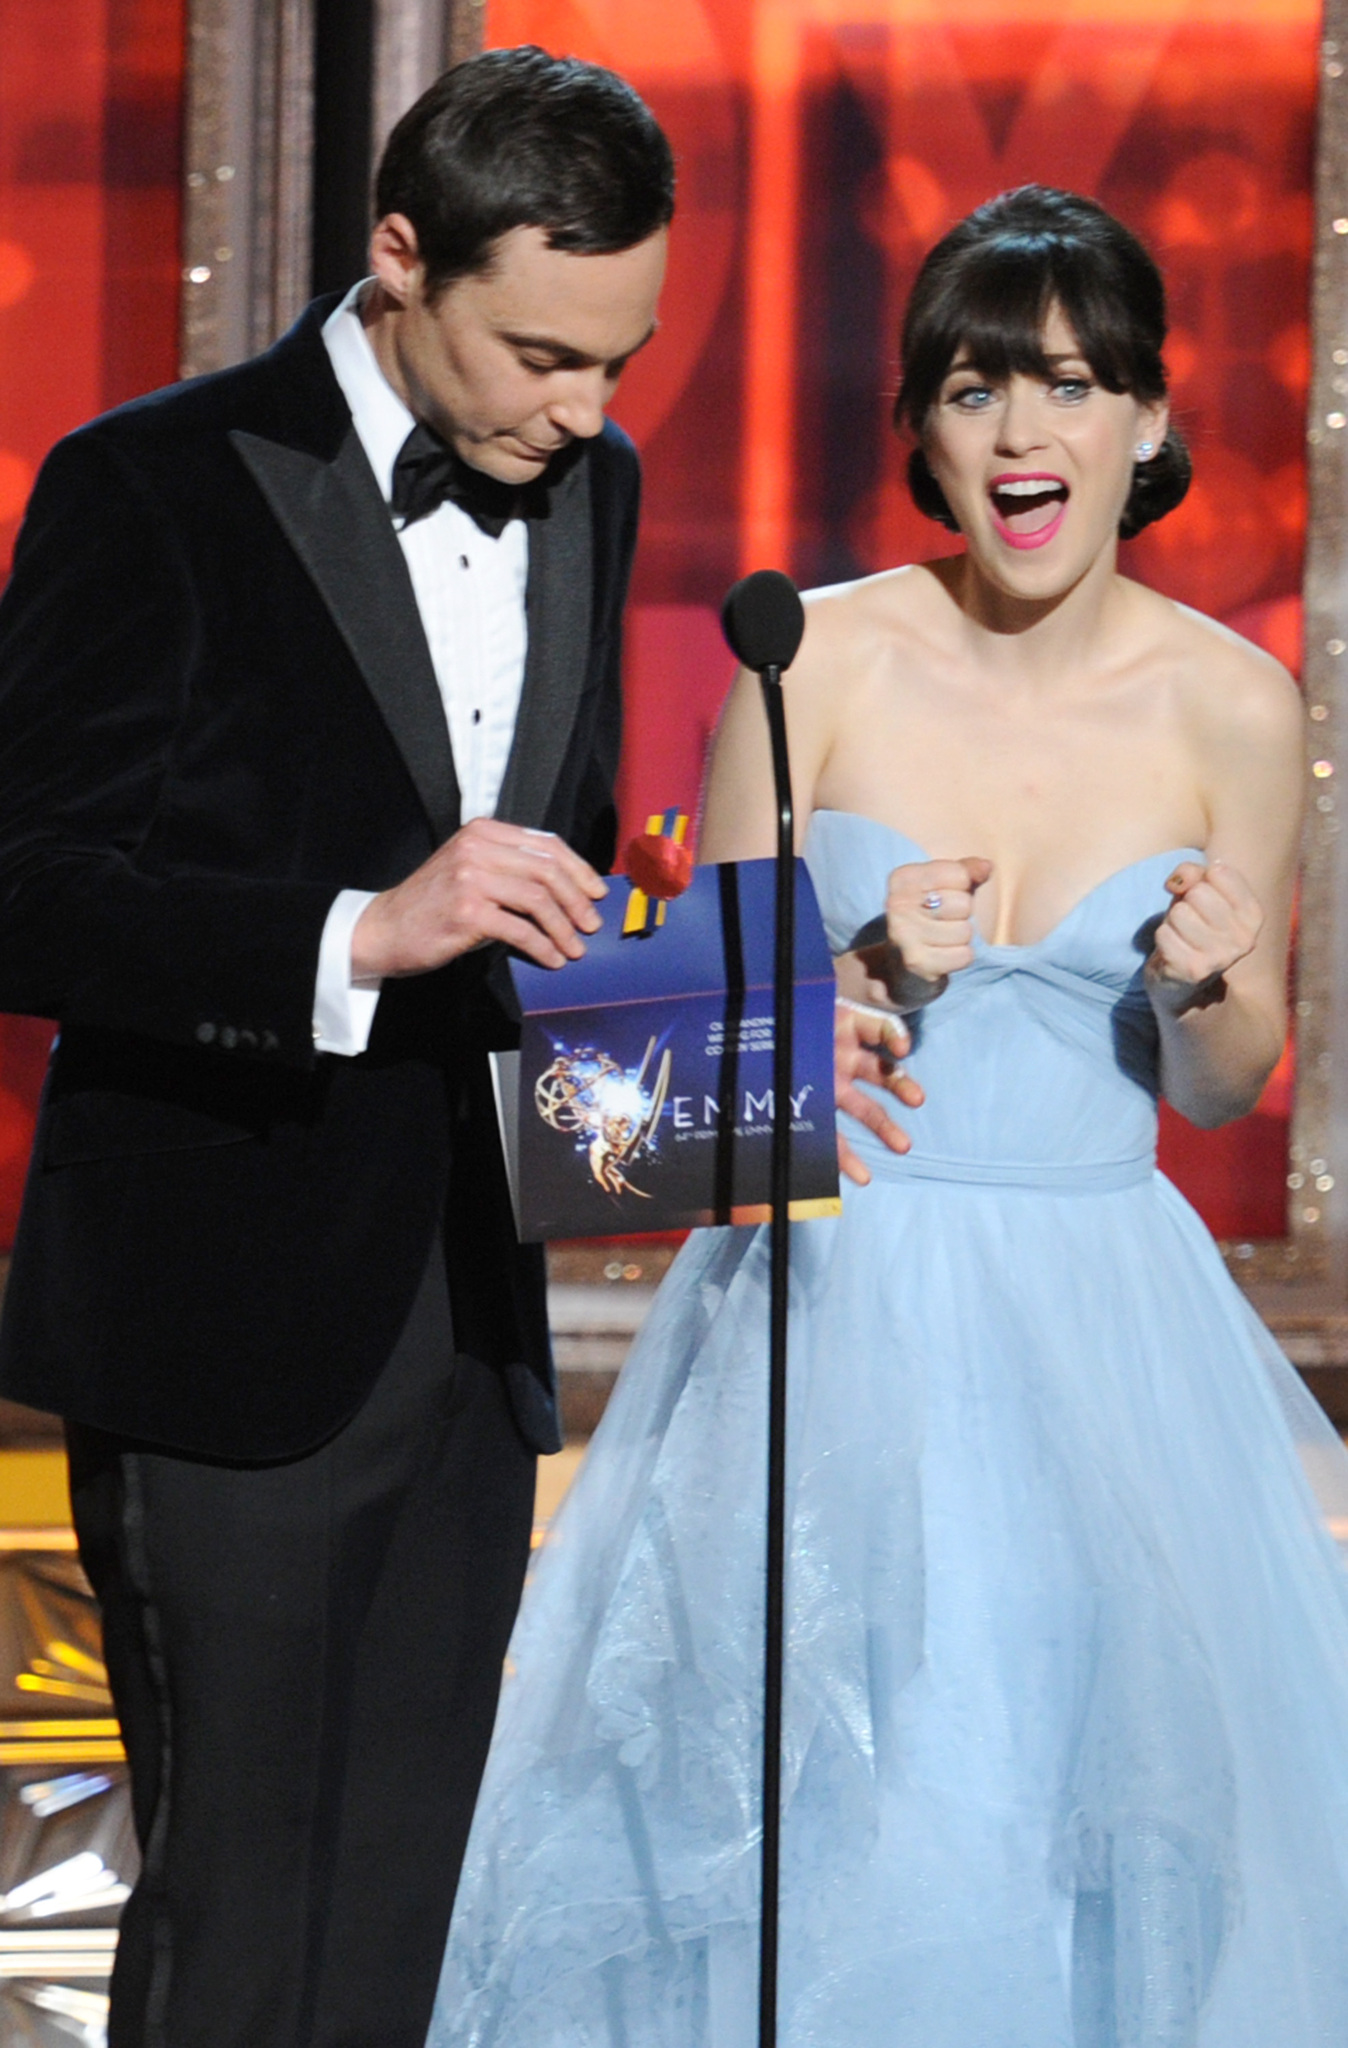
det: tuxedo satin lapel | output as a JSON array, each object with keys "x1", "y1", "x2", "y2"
[
  {"x1": 496, "y1": 451, "x2": 593, "y2": 829},
  {"x1": 230, "y1": 425, "x2": 460, "y2": 845}
]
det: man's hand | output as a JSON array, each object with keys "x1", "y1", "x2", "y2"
[
  {"x1": 351, "y1": 818, "x2": 607, "y2": 980},
  {"x1": 1145, "y1": 860, "x2": 1263, "y2": 1017},
  {"x1": 835, "y1": 999, "x2": 923, "y2": 1187}
]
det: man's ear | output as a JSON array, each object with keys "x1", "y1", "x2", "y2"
[{"x1": 369, "y1": 213, "x2": 423, "y2": 306}]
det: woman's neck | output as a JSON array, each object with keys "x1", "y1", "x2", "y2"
[{"x1": 936, "y1": 538, "x2": 1126, "y2": 691}]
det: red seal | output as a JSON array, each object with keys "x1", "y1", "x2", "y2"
[{"x1": 624, "y1": 832, "x2": 694, "y2": 901}]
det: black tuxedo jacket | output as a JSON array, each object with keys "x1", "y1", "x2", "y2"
[{"x1": 0, "y1": 298, "x2": 639, "y2": 1460}]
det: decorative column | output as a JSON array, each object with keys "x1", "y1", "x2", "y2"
[
  {"x1": 180, "y1": 0, "x2": 315, "y2": 377},
  {"x1": 1237, "y1": 0, "x2": 1348, "y2": 1406},
  {"x1": 179, "y1": 0, "x2": 484, "y2": 379}
]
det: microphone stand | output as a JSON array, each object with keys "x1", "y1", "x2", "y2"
[{"x1": 758, "y1": 660, "x2": 793, "y2": 2048}]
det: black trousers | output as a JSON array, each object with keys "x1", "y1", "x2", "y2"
[{"x1": 66, "y1": 1245, "x2": 536, "y2": 2048}]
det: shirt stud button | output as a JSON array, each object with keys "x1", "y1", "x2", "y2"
[{"x1": 196, "y1": 1022, "x2": 217, "y2": 1045}]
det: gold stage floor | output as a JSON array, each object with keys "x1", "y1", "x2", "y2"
[
  {"x1": 0, "y1": 1443, "x2": 586, "y2": 1547},
  {"x1": 0, "y1": 1449, "x2": 69, "y2": 1538}
]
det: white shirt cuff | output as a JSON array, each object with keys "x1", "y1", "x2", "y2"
[{"x1": 313, "y1": 889, "x2": 382, "y2": 1056}]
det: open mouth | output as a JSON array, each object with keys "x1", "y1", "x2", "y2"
[{"x1": 988, "y1": 474, "x2": 1069, "y2": 549}]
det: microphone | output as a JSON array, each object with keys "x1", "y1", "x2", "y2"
[
  {"x1": 721, "y1": 570, "x2": 806, "y2": 674},
  {"x1": 719, "y1": 567, "x2": 806, "y2": 2048}
]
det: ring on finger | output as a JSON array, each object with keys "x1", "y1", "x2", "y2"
[{"x1": 922, "y1": 892, "x2": 943, "y2": 913}]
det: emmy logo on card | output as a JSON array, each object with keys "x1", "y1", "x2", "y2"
[{"x1": 533, "y1": 1034, "x2": 673, "y2": 1200}]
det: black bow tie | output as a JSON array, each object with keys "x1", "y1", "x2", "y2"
[{"x1": 390, "y1": 425, "x2": 545, "y2": 537}]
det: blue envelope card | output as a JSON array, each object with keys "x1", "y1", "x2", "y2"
[{"x1": 491, "y1": 857, "x2": 842, "y2": 1241}]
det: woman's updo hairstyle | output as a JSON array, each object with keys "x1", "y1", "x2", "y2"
[{"x1": 895, "y1": 185, "x2": 1189, "y2": 540}]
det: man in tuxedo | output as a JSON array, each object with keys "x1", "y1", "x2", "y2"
[{"x1": 0, "y1": 47, "x2": 671, "y2": 2048}]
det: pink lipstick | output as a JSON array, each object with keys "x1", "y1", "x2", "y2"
[{"x1": 987, "y1": 472, "x2": 1069, "y2": 551}]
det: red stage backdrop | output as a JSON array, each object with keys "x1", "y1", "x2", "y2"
[
  {"x1": 0, "y1": 3, "x2": 1317, "y2": 1250},
  {"x1": 0, "y1": 0, "x2": 183, "y2": 1246},
  {"x1": 488, "y1": 0, "x2": 1318, "y2": 1242}
]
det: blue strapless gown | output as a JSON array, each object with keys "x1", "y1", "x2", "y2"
[{"x1": 430, "y1": 810, "x2": 1348, "y2": 2047}]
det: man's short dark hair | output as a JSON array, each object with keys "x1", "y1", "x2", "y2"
[{"x1": 375, "y1": 46, "x2": 676, "y2": 298}]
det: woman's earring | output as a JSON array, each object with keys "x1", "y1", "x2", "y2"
[{"x1": 1135, "y1": 441, "x2": 1155, "y2": 460}]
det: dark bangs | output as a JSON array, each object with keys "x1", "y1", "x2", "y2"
[
  {"x1": 895, "y1": 186, "x2": 1189, "y2": 538},
  {"x1": 894, "y1": 186, "x2": 1168, "y2": 435}
]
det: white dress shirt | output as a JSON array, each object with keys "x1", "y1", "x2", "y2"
[{"x1": 311, "y1": 282, "x2": 531, "y2": 1054}]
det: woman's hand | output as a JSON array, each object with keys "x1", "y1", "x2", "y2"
[
  {"x1": 1145, "y1": 860, "x2": 1264, "y2": 1018},
  {"x1": 853, "y1": 857, "x2": 993, "y2": 1008},
  {"x1": 834, "y1": 1000, "x2": 924, "y2": 1186}
]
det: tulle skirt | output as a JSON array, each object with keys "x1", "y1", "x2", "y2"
[{"x1": 430, "y1": 1171, "x2": 1348, "y2": 2046}]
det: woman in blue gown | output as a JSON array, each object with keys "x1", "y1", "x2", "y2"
[{"x1": 429, "y1": 187, "x2": 1348, "y2": 2046}]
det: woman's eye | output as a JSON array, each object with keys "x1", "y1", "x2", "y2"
[
  {"x1": 949, "y1": 384, "x2": 994, "y2": 409},
  {"x1": 1052, "y1": 377, "x2": 1093, "y2": 401}
]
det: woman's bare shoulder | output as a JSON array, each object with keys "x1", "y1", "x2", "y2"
[
  {"x1": 792, "y1": 562, "x2": 951, "y2": 679},
  {"x1": 1129, "y1": 581, "x2": 1303, "y2": 752}
]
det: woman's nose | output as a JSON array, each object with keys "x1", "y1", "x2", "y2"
[{"x1": 995, "y1": 382, "x2": 1047, "y2": 454}]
